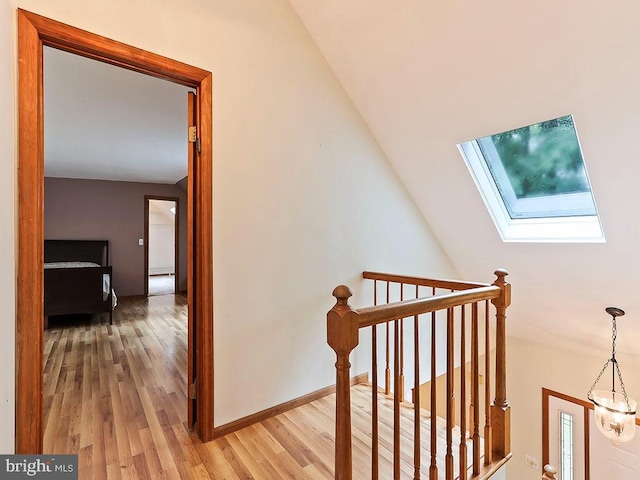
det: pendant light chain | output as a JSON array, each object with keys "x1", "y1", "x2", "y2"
[
  {"x1": 615, "y1": 359, "x2": 632, "y2": 412},
  {"x1": 611, "y1": 316, "x2": 633, "y2": 411},
  {"x1": 587, "y1": 313, "x2": 633, "y2": 412},
  {"x1": 612, "y1": 316, "x2": 617, "y2": 360},
  {"x1": 587, "y1": 358, "x2": 611, "y2": 398}
]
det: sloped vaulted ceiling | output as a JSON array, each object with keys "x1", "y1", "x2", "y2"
[{"x1": 288, "y1": 0, "x2": 640, "y2": 356}]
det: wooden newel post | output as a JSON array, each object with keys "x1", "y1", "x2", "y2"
[
  {"x1": 490, "y1": 269, "x2": 511, "y2": 458},
  {"x1": 327, "y1": 285, "x2": 359, "y2": 480}
]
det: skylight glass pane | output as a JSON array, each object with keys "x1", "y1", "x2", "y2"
[
  {"x1": 458, "y1": 114, "x2": 605, "y2": 242},
  {"x1": 475, "y1": 115, "x2": 597, "y2": 219}
]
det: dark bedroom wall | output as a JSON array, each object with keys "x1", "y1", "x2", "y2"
[{"x1": 44, "y1": 177, "x2": 188, "y2": 297}]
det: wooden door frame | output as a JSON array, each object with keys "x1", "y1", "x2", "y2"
[
  {"x1": 543, "y1": 388, "x2": 640, "y2": 479},
  {"x1": 16, "y1": 9, "x2": 214, "y2": 452},
  {"x1": 543, "y1": 388, "x2": 593, "y2": 480},
  {"x1": 144, "y1": 196, "x2": 180, "y2": 297}
]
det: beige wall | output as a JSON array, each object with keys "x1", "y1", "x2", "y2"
[
  {"x1": 507, "y1": 336, "x2": 640, "y2": 480},
  {"x1": 2, "y1": 0, "x2": 457, "y2": 447},
  {"x1": 418, "y1": 353, "x2": 490, "y2": 433},
  {"x1": 0, "y1": 0, "x2": 15, "y2": 455}
]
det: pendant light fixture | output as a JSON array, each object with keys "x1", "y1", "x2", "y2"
[{"x1": 587, "y1": 307, "x2": 637, "y2": 444}]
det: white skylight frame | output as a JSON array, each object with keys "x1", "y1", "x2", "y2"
[{"x1": 458, "y1": 117, "x2": 605, "y2": 243}]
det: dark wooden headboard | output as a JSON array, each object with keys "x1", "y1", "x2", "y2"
[{"x1": 44, "y1": 240, "x2": 109, "y2": 266}]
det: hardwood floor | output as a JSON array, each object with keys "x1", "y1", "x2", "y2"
[
  {"x1": 44, "y1": 294, "x2": 480, "y2": 479},
  {"x1": 148, "y1": 275, "x2": 176, "y2": 296}
]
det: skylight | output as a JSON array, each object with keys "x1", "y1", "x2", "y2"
[{"x1": 458, "y1": 115, "x2": 604, "y2": 243}]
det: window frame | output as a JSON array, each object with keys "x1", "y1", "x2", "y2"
[{"x1": 458, "y1": 118, "x2": 605, "y2": 243}]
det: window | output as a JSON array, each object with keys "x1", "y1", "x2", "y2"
[
  {"x1": 458, "y1": 115, "x2": 604, "y2": 242},
  {"x1": 559, "y1": 411, "x2": 575, "y2": 480}
]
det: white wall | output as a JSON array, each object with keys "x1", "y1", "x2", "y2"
[
  {"x1": 148, "y1": 224, "x2": 175, "y2": 275},
  {"x1": 492, "y1": 464, "x2": 507, "y2": 480},
  {"x1": 2, "y1": 0, "x2": 458, "y2": 441},
  {"x1": 507, "y1": 336, "x2": 640, "y2": 480},
  {"x1": 0, "y1": 0, "x2": 15, "y2": 455}
]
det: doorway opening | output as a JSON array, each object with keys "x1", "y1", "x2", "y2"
[
  {"x1": 146, "y1": 197, "x2": 180, "y2": 297},
  {"x1": 17, "y1": 9, "x2": 214, "y2": 453}
]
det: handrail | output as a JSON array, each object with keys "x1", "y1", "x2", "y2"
[
  {"x1": 327, "y1": 269, "x2": 511, "y2": 480},
  {"x1": 357, "y1": 286, "x2": 501, "y2": 328},
  {"x1": 363, "y1": 271, "x2": 491, "y2": 290}
]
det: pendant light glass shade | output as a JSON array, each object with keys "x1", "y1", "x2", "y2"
[
  {"x1": 591, "y1": 389, "x2": 637, "y2": 444},
  {"x1": 587, "y1": 307, "x2": 637, "y2": 444}
]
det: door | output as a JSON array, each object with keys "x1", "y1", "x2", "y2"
[
  {"x1": 187, "y1": 91, "x2": 197, "y2": 429},
  {"x1": 548, "y1": 395, "x2": 587, "y2": 480}
]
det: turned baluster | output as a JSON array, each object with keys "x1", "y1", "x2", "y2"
[
  {"x1": 385, "y1": 281, "x2": 391, "y2": 395},
  {"x1": 393, "y1": 317, "x2": 401, "y2": 479},
  {"x1": 459, "y1": 304, "x2": 467, "y2": 479},
  {"x1": 413, "y1": 284, "x2": 421, "y2": 480},
  {"x1": 429, "y1": 288, "x2": 438, "y2": 480},
  {"x1": 372, "y1": 281, "x2": 379, "y2": 480},
  {"x1": 445, "y1": 307, "x2": 454, "y2": 480},
  {"x1": 399, "y1": 283, "x2": 405, "y2": 403},
  {"x1": 484, "y1": 300, "x2": 492, "y2": 465},
  {"x1": 471, "y1": 302, "x2": 480, "y2": 475}
]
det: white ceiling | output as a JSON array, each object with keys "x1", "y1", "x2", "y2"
[
  {"x1": 44, "y1": 46, "x2": 191, "y2": 184},
  {"x1": 288, "y1": 0, "x2": 640, "y2": 357},
  {"x1": 149, "y1": 199, "x2": 177, "y2": 225}
]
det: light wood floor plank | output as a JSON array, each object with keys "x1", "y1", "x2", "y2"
[{"x1": 44, "y1": 293, "x2": 489, "y2": 479}]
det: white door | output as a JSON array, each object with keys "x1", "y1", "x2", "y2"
[
  {"x1": 589, "y1": 410, "x2": 640, "y2": 480},
  {"x1": 548, "y1": 396, "x2": 586, "y2": 480}
]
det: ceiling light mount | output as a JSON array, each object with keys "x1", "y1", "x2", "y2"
[{"x1": 588, "y1": 307, "x2": 637, "y2": 444}]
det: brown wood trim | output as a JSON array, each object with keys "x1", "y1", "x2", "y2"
[
  {"x1": 16, "y1": 9, "x2": 215, "y2": 451},
  {"x1": 195, "y1": 72, "x2": 214, "y2": 442},
  {"x1": 357, "y1": 286, "x2": 501, "y2": 328},
  {"x1": 363, "y1": 271, "x2": 490, "y2": 290},
  {"x1": 187, "y1": 91, "x2": 196, "y2": 429},
  {"x1": 16, "y1": 9, "x2": 44, "y2": 454},
  {"x1": 584, "y1": 404, "x2": 590, "y2": 480},
  {"x1": 543, "y1": 388, "x2": 593, "y2": 410},
  {"x1": 144, "y1": 195, "x2": 180, "y2": 297},
  {"x1": 18, "y1": 10, "x2": 209, "y2": 87},
  {"x1": 542, "y1": 389, "x2": 550, "y2": 470},
  {"x1": 212, "y1": 373, "x2": 368, "y2": 439},
  {"x1": 144, "y1": 198, "x2": 149, "y2": 296}
]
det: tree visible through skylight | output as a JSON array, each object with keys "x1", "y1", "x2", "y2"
[
  {"x1": 458, "y1": 114, "x2": 604, "y2": 242},
  {"x1": 485, "y1": 116, "x2": 590, "y2": 198}
]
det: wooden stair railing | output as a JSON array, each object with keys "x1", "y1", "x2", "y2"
[{"x1": 327, "y1": 270, "x2": 512, "y2": 480}]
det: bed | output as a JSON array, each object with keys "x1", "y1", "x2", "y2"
[{"x1": 44, "y1": 239, "x2": 117, "y2": 328}]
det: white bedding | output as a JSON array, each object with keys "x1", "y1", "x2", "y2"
[
  {"x1": 44, "y1": 261, "x2": 101, "y2": 269},
  {"x1": 44, "y1": 261, "x2": 118, "y2": 309}
]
